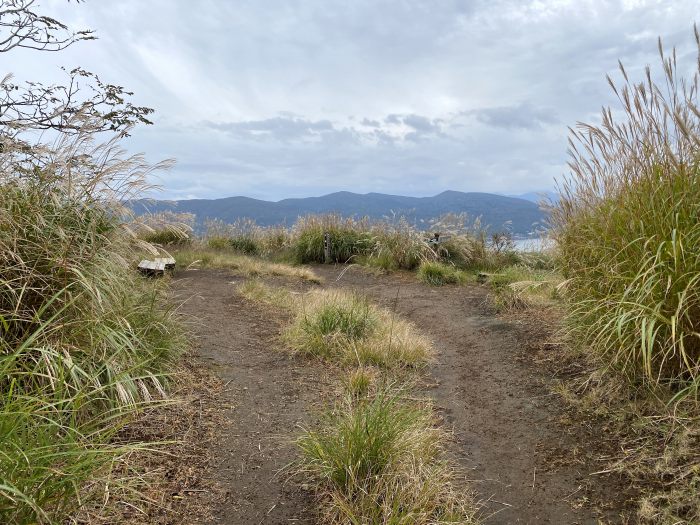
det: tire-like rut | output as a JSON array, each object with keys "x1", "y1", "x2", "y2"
[{"x1": 174, "y1": 269, "x2": 328, "y2": 524}]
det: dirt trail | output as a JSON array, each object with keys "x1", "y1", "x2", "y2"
[
  {"x1": 174, "y1": 269, "x2": 329, "y2": 524},
  {"x1": 174, "y1": 265, "x2": 626, "y2": 525},
  {"x1": 311, "y1": 265, "x2": 625, "y2": 525}
]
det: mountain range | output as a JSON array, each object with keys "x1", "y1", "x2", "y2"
[{"x1": 131, "y1": 190, "x2": 549, "y2": 235}]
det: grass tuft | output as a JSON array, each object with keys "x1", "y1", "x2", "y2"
[
  {"x1": 417, "y1": 261, "x2": 469, "y2": 286},
  {"x1": 297, "y1": 389, "x2": 477, "y2": 524},
  {"x1": 283, "y1": 290, "x2": 432, "y2": 368}
]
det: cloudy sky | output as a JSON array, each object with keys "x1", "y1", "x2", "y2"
[{"x1": 6, "y1": 1, "x2": 700, "y2": 200}]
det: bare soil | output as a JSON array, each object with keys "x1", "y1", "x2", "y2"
[
  {"x1": 168, "y1": 265, "x2": 634, "y2": 525},
  {"x1": 172, "y1": 269, "x2": 331, "y2": 524}
]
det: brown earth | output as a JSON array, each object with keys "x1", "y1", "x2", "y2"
[
  {"x1": 172, "y1": 269, "x2": 331, "y2": 524},
  {"x1": 169, "y1": 265, "x2": 633, "y2": 525}
]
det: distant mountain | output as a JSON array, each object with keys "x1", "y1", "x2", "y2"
[
  {"x1": 506, "y1": 191, "x2": 558, "y2": 204},
  {"x1": 130, "y1": 190, "x2": 548, "y2": 235}
]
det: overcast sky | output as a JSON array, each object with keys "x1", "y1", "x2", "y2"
[{"x1": 5, "y1": 1, "x2": 700, "y2": 200}]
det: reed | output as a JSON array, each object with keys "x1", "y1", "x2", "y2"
[{"x1": 550, "y1": 29, "x2": 700, "y2": 393}]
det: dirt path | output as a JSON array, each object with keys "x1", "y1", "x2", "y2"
[
  {"x1": 173, "y1": 269, "x2": 330, "y2": 524},
  {"x1": 173, "y1": 265, "x2": 627, "y2": 525},
  {"x1": 311, "y1": 264, "x2": 626, "y2": 525}
]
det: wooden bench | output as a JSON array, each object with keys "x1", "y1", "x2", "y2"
[
  {"x1": 155, "y1": 257, "x2": 176, "y2": 270},
  {"x1": 138, "y1": 257, "x2": 175, "y2": 277}
]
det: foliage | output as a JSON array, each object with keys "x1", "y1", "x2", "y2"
[
  {"x1": 550, "y1": 30, "x2": 700, "y2": 392},
  {"x1": 0, "y1": 134, "x2": 183, "y2": 523},
  {"x1": 417, "y1": 261, "x2": 468, "y2": 286},
  {"x1": 298, "y1": 389, "x2": 477, "y2": 524},
  {"x1": 283, "y1": 289, "x2": 432, "y2": 368}
]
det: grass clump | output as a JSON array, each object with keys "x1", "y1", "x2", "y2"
[
  {"x1": 343, "y1": 367, "x2": 378, "y2": 398},
  {"x1": 297, "y1": 389, "x2": 477, "y2": 524},
  {"x1": 417, "y1": 261, "x2": 468, "y2": 286},
  {"x1": 239, "y1": 279, "x2": 295, "y2": 309},
  {"x1": 293, "y1": 214, "x2": 374, "y2": 264},
  {"x1": 284, "y1": 290, "x2": 432, "y2": 368},
  {"x1": 551, "y1": 31, "x2": 700, "y2": 392},
  {"x1": 485, "y1": 265, "x2": 562, "y2": 311},
  {"x1": 0, "y1": 135, "x2": 184, "y2": 523},
  {"x1": 547, "y1": 28, "x2": 700, "y2": 521}
]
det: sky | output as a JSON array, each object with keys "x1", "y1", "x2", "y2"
[{"x1": 4, "y1": 0, "x2": 700, "y2": 200}]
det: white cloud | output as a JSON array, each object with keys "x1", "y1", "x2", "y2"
[{"x1": 6, "y1": 0, "x2": 700, "y2": 199}]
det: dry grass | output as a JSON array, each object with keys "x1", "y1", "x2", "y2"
[
  {"x1": 174, "y1": 248, "x2": 321, "y2": 283},
  {"x1": 550, "y1": 348, "x2": 700, "y2": 524},
  {"x1": 0, "y1": 127, "x2": 186, "y2": 524},
  {"x1": 283, "y1": 289, "x2": 433, "y2": 368},
  {"x1": 240, "y1": 282, "x2": 433, "y2": 368},
  {"x1": 238, "y1": 279, "x2": 296, "y2": 309},
  {"x1": 239, "y1": 277, "x2": 477, "y2": 523},
  {"x1": 297, "y1": 389, "x2": 478, "y2": 525},
  {"x1": 550, "y1": 29, "x2": 700, "y2": 392},
  {"x1": 73, "y1": 359, "x2": 227, "y2": 524},
  {"x1": 484, "y1": 266, "x2": 563, "y2": 312}
]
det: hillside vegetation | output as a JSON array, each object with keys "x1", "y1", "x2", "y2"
[
  {"x1": 0, "y1": 133, "x2": 185, "y2": 523},
  {"x1": 130, "y1": 189, "x2": 546, "y2": 235},
  {"x1": 0, "y1": 3, "x2": 186, "y2": 522},
  {"x1": 549, "y1": 32, "x2": 700, "y2": 523}
]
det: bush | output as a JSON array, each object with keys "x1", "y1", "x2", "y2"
[
  {"x1": 551, "y1": 33, "x2": 700, "y2": 392},
  {"x1": 417, "y1": 261, "x2": 467, "y2": 286}
]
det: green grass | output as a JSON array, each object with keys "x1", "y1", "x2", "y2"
[
  {"x1": 547, "y1": 28, "x2": 700, "y2": 522},
  {"x1": 140, "y1": 227, "x2": 192, "y2": 246},
  {"x1": 283, "y1": 289, "x2": 432, "y2": 368},
  {"x1": 550, "y1": 33, "x2": 700, "y2": 393},
  {"x1": 417, "y1": 261, "x2": 469, "y2": 286},
  {"x1": 0, "y1": 142, "x2": 184, "y2": 523},
  {"x1": 297, "y1": 389, "x2": 477, "y2": 524},
  {"x1": 292, "y1": 214, "x2": 375, "y2": 264}
]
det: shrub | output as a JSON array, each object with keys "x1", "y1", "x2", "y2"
[
  {"x1": 550, "y1": 32, "x2": 700, "y2": 392},
  {"x1": 417, "y1": 261, "x2": 467, "y2": 286}
]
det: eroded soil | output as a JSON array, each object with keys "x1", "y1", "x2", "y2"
[{"x1": 171, "y1": 265, "x2": 632, "y2": 525}]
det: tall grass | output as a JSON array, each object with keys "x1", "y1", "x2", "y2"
[
  {"x1": 174, "y1": 247, "x2": 321, "y2": 282},
  {"x1": 417, "y1": 261, "x2": 469, "y2": 286},
  {"x1": 0, "y1": 128, "x2": 184, "y2": 522},
  {"x1": 136, "y1": 211, "x2": 194, "y2": 246},
  {"x1": 298, "y1": 388, "x2": 477, "y2": 524},
  {"x1": 550, "y1": 30, "x2": 700, "y2": 392}
]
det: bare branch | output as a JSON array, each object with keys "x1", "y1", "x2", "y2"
[{"x1": 0, "y1": 0, "x2": 95, "y2": 53}]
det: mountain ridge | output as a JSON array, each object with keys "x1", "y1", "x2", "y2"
[{"x1": 131, "y1": 190, "x2": 548, "y2": 235}]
